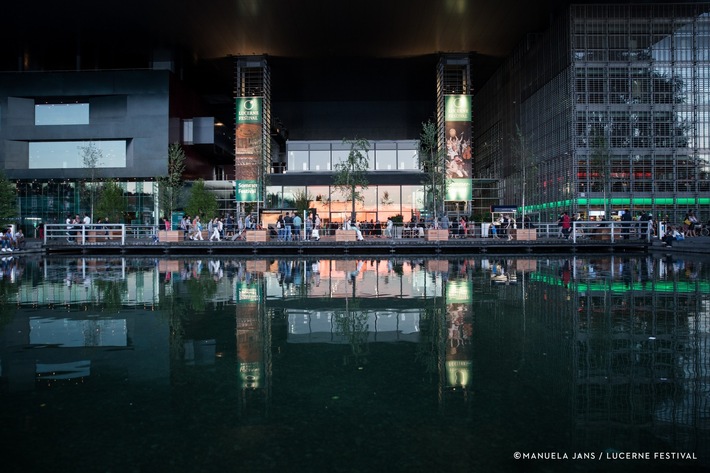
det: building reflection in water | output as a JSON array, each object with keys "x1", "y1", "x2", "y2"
[{"x1": 0, "y1": 254, "x2": 708, "y2": 468}]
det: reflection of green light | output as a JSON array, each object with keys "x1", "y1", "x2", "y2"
[
  {"x1": 446, "y1": 280, "x2": 472, "y2": 303},
  {"x1": 528, "y1": 273, "x2": 709, "y2": 294}
]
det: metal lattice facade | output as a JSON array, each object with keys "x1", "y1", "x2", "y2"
[
  {"x1": 474, "y1": 3, "x2": 710, "y2": 223},
  {"x1": 235, "y1": 56, "x2": 272, "y2": 212}
]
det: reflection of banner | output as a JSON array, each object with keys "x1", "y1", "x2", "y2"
[
  {"x1": 446, "y1": 280, "x2": 472, "y2": 303},
  {"x1": 236, "y1": 282, "x2": 260, "y2": 303},
  {"x1": 444, "y1": 95, "x2": 472, "y2": 201},
  {"x1": 235, "y1": 97, "x2": 263, "y2": 202},
  {"x1": 446, "y1": 360, "x2": 472, "y2": 388}
]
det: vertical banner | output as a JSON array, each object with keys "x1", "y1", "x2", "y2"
[
  {"x1": 235, "y1": 97, "x2": 263, "y2": 202},
  {"x1": 444, "y1": 95, "x2": 472, "y2": 201}
]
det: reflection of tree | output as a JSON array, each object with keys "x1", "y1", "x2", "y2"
[
  {"x1": 185, "y1": 276, "x2": 218, "y2": 313},
  {"x1": 415, "y1": 307, "x2": 446, "y2": 378},
  {"x1": 380, "y1": 191, "x2": 394, "y2": 207},
  {"x1": 0, "y1": 281, "x2": 16, "y2": 332},
  {"x1": 334, "y1": 304, "x2": 370, "y2": 366},
  {"x1": 94, "y1": 279, "x2": 127, "y2": 314},
  {"x1": 584, "y1": 66, "x2": 693, "y2": 200}
]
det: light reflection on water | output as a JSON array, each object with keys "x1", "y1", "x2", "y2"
[{"x1": 0, "y1": 254, "x2": 708, "y2": 473}]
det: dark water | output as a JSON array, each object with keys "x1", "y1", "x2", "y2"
[{"x1": 0, "y1": 254, "x2": 709, "y2": 473}]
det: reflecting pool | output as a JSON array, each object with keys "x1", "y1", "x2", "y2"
[{"x1": 0, "y1": 254, "x2": 709, "y2": 472}]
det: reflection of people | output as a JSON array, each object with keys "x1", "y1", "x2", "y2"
[{"x1": 560, "y1": 260, "x2": 572, "y2": 287}]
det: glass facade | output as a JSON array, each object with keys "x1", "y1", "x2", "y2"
[
  {"x1": 15, "y1": 179, "x2": 156, "y2": 234},
  {"x1": 473, "y1": 3, "x2": 710, "y2": 224},
  {"x1": 29, "y1": 140, "x2": 127, "y2": 169},
  {"x1": 35, "y1": 103, "x2": 89, "y2": 125},
  {"x1": 286, "y1": 140, "x2": 419, "y2": 172},
  {"x1": 266, "y1": 140, "x2": 427, "y2": 225},
  {"x1": 264, "y1": 183, "x2": 422, "y2": 228}
]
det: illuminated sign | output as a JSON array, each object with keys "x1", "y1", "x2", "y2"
[
  {"x1": 444, "y1": 95, "x2": 472, "y2": 201},
  {"x1": 235, "y1": 97, "x2": 263, "y2": 202}
]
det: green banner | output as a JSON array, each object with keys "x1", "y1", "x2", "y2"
[
  {"x1": 235, "y1": 180, "x2": 260, "y2": 203},
  {"x1": 235, "y1": 96, "x2": 263, "y2": 189},
  {"x1": 236, "y1": 97, "x2": 263, "y2": 124},
  {"x1": 444, "y1": 95, "x2": 472, "y2": 200},
  {"x1": 447, "y1": 179, "x2": 472, "y2": 201},
  {"x1": 445, "y1": 95, "x2": 472, "y2": 121}
]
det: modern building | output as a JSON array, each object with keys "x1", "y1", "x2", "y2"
[
  {"x1": 0, "y1": 66, "x2": 234, "y2": 231},
  {"x1": 474, "y1": 2, "x2": 710, "y2": 222},
  {"x1": 1, "y1": 2, "x2": 709, "y2": 232}
]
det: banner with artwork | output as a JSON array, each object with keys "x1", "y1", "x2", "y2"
[
  {"x1": 235, "y1": 97, "x2": 263, "y2": 202},
  {"x1": 444, "y1": 95, "x2": 472, "y2": 201}
]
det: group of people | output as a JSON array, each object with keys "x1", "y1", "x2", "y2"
[
  {"x1": 1, "y1": 226, "x2": 25, "y2": 253},
  {"x1": 274, "y1": 212, "x2": 322, "y2": 241},
  {"x1": 681, "y1": 210, "x2": 702, "y2": 237},
  {"x1": 492, "y1": 214, "x2": 519, "y2": 240},
  {"x1": 179, "y1": 214, "x2": 238, "y2": 241},
  {"x1": 662, "y1": 210, "x2": 707, "y2": 245}
]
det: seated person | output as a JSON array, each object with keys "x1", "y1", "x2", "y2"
[
  {"x1": 14, "y1": 228, "x2": 26, "y2": 250},
  {"x1": 662, "y1": 225, "x2": 683, "y2": 246},
  {"x1": 0, "y1": 231, "x2": 10, "y2": 252}
]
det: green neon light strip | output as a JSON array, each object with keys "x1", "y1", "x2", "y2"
[
  {"x1": 528, "y1": 273, "x2": 710, "y2": 294},
  {"x1": 523, "y1": 197, "x2": 710, "y2": 213}
]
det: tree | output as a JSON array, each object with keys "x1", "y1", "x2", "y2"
[
  {"x1": 589, "y1": 124, "x2": 612, "y2": 219},
  {"x1": 333, "y1": 138, "x2": 370, "y2": 222},
  {"x1": 79, "y1": 141, "x2": 103, "y2": 222},
  {"x1": 96, "y1": 180, "x2": 126, "y2": 223},
  {"x1": 293, "y1": 189, "x2": 313, "y2": 217},
  {"x1": 157, "y1": 143, "x2": 187, "y2": 224},
  {"x1": 0, "y1": 171, "x2": 17, "y2": 225},
  {"x1": 418, "y1": 120, "x2": 447, "y2": 223},
  {"x1": 186, "y1": 179, "x2": 218, "y2": 219},
  {"x1": 511, "y1": 126, "x2": 539, "y2": 225}
]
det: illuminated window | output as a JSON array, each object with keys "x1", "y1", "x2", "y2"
[
  {"x1": 29, "y1": 141, "x2": 127, "y2": 169},
  {"x1": 35, "y1": 103, "x2": 89, "y2": 125}
]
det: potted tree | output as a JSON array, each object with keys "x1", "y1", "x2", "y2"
[
  {"x1": 333, "y1": 138, "x2": 370, "y2": 241},
  {"x1": 419, "y1": 120, "x2": 449, "y2": 241},
  {"x1": 510, "y1": 126, "x2": 538, "y2": 240}
]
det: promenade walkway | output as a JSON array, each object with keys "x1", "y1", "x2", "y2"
[{"x1": 32, "y1": 222, "x2": 663, "y2": 256}]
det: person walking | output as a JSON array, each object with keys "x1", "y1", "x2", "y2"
[
  {"x1": 192, "y1": 216, "x2": 204, "y2": 240},
  {"x1": 312, "y1": 214, "x2": 321, "y2": 241},
  {"x1": 561, "y1": 212, "x2": 572, "y2": 239},
  {"x1": 209, "y1": 218, "x2": 221, "y2": 241}
]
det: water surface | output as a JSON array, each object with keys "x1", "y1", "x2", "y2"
[{"x1": 0, "y1": 255, "x2": 708, "y2": 472}]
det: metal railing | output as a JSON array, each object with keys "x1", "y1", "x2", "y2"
[
  {"x1": 42, "y1": 221, "x2": 652, "y2": 245},
  {"x1": 43, "y1": 224, "x2": 160, "y2": 245}
]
